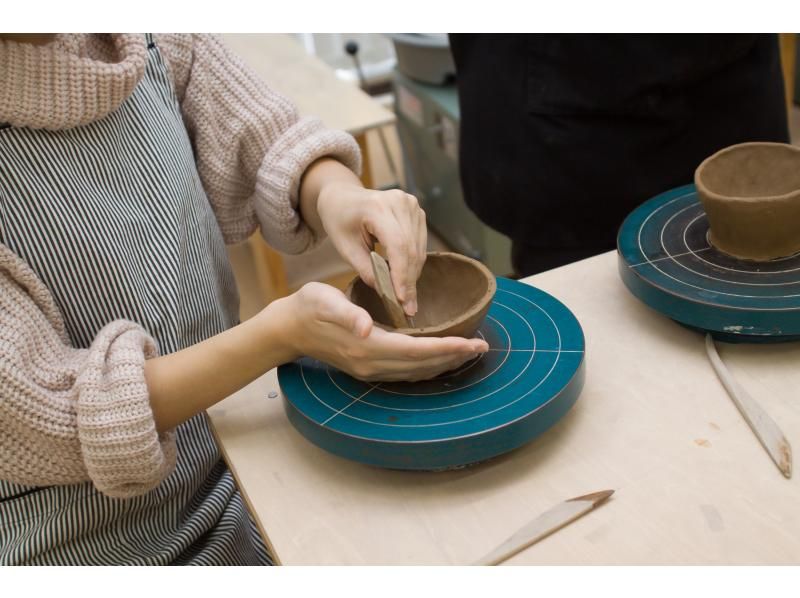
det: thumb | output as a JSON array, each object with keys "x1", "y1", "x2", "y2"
[
  {"x1": 319, "y1": 291, "x2": 373, "y2": 338},
  {"x1": 348, "y1": 306, "x2": 373, "y2": 338}
]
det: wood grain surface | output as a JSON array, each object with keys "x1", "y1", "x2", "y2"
[{"x1": 208, "y1": 251, "x2": 800, "y2": 564}]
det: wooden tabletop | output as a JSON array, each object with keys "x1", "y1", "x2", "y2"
[
  {"x1": 207, "y1": 251, "x2": 800, "y2": 564},
  {"x1": 220, "y1": 34, "x2": 395, "y2": 136}
]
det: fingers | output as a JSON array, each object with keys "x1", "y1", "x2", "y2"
[
  {"x1": 361, "y1": 354, "x2": 475, "y2": 382},
  {"x1": 372, "y1": 348, "x2": 476, "y2": 371},
  {"x1": 392, "y1": 193, "x2": 425, "y2": 316},
  {"x1": 320, "y1": 311, "x2": 490, "y2": 381},
  {"x1": 320, "y1": 186, "x2": 426, "y2": 317},
  {"x1": 296, "y1": 282, "x2": 492, "y2": 384},
  {"x1": 365, "y1": 192, "x2": 426, "y2": 316},
  {"x1": 370, "y1": 215, "x2": 410, "y2": 303},
  {"x1": 368, "y1": 327, "x2": 488, "y2": 360},
  {"x1": 348, "y1": 332, "x2": 489, "y2": 381}
]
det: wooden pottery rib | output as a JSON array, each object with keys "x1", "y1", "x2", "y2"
[{"x1": 369, "y1": 251, "x2": 409, "y2": 329}]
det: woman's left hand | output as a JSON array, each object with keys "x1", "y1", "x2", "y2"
[{"x1": 316, "y1": 181, "x2": 427, "y2": 317}]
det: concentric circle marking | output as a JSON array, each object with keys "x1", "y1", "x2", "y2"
[
  {"x1": 320, "y1": 304, "x2": 537, "y2": 416},
  {"x1": 635, "y1": 189, "x2": 800, "y2": 299},
  {"x1": 618, "y1": 184, "x2": 800, "y2": 341}
]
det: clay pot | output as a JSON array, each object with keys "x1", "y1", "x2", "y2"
[
  {"x1": 695, "y1": 142, "x2": 800, "y2": 261},
  {"x1": 345, "y1": 252, "x2": 496, "y2": 338}
]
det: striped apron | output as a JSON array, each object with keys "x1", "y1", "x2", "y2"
[{"x1": 0, "y1": 34, "x2": 271, "y2": 565}]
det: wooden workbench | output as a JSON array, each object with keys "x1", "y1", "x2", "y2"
[{"x1": 207, "y1": 250, "x2": 800, "y2": 564}]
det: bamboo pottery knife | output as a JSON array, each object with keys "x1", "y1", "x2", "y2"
[
  {"x1": 705, "y1": 333, "x2": 792, "y2": 478},
  {"x1": 473, "y1": 490, "x2": 614, "y2": 566}
]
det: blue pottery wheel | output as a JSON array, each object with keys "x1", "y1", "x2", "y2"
[
  {"x1": 278, "y1": 277, "x2": 585, "y2": 470},
  {"x1": 618, "y1": 184, "x2": 800, "y2": 343}
]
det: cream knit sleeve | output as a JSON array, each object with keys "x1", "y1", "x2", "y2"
[
  {"x1": 0, "y1": 244, "x2": 176, "y2": 499},
  {"x1": 155, "y1": 33, "x2": 362, "y2": 254}
]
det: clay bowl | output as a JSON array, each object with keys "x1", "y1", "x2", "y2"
[
  {"x1": 345, "y1": 251, "x2": 496, "y2": 338},
  {"x1": 695, "y1": 142, "x2": 800, "y2": 261}
]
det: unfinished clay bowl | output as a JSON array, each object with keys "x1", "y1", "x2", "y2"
[
  {"x1": 695, "y1": 142, "x2": 800, "y2": 261},
  {"x1": 345, "y1": 251, "x2": 496, "y2": 338}
]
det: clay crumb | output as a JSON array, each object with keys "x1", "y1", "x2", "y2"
[{"x1": 694, "y1": 438, "x2": 712, "y2": 448}]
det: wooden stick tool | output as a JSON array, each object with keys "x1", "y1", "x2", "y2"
[
  {"x1": 705, "y1": 333, "x2": 792, "y2": 478},
  {"x1": 370, "y1": 251, "x2": 411, "y2": 328},
  {"x1": 472, "y1": 490, "x2": 614, "y2": 566}
]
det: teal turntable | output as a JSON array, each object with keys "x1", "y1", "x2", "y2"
[
  {"x1": 278, "y1": 277, "x2": 585, "y2": 470},
  {"x1": 618, "y1": 184, "x2": 800, "y2": 342}
]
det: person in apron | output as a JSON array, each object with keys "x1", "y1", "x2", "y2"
[
  {"x1": 0, "y1": 33, "x2": 487, "y2": 565},
  {"x1": 448, "y1": 34, "x2": 791, "y2": 276}
]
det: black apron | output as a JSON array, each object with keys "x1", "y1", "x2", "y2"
[{"x1": 449, "y1": 34, "x2": 790, "y2": 275}]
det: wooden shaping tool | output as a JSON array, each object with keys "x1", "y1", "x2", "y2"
[
  {"x1": 705, "y1": 334, "x2": 792, "y2": 478},
  {"x1": 369, "y1": 251, "x2": 410, "y2": 328},
  {"x1": 472, "y1": 490, "x2": 614, "y2": 566}
]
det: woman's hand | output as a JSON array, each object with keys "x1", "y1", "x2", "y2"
[
  {"x1": 144, "y1": 281, "x2": 486, "y2": 433},
  {"x1": 269, "y1": 282, "x2": 488, "y2": 382},
  {"x1": 317, "y1": 183, "x2": 426, "y2": 317},
  {"x1": 298, "y1": 158, "x2": 426, "y2": 317}
]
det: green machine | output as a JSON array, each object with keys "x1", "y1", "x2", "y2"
[{"x1": 392, "y1": 68, "x2": 513, "y2": 276}]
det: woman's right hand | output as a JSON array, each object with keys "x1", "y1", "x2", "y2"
[{"x1": 268, "y1": 282, "x2": 489, "y2": 382}]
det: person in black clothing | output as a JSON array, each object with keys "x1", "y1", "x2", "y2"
[{"x1": 448, "y1": 34, "x2": 790, "y2": 276}]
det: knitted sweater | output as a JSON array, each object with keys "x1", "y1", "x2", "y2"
[{"x1": 0, "y1": 33, "x2": 361, "y2": 498}]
